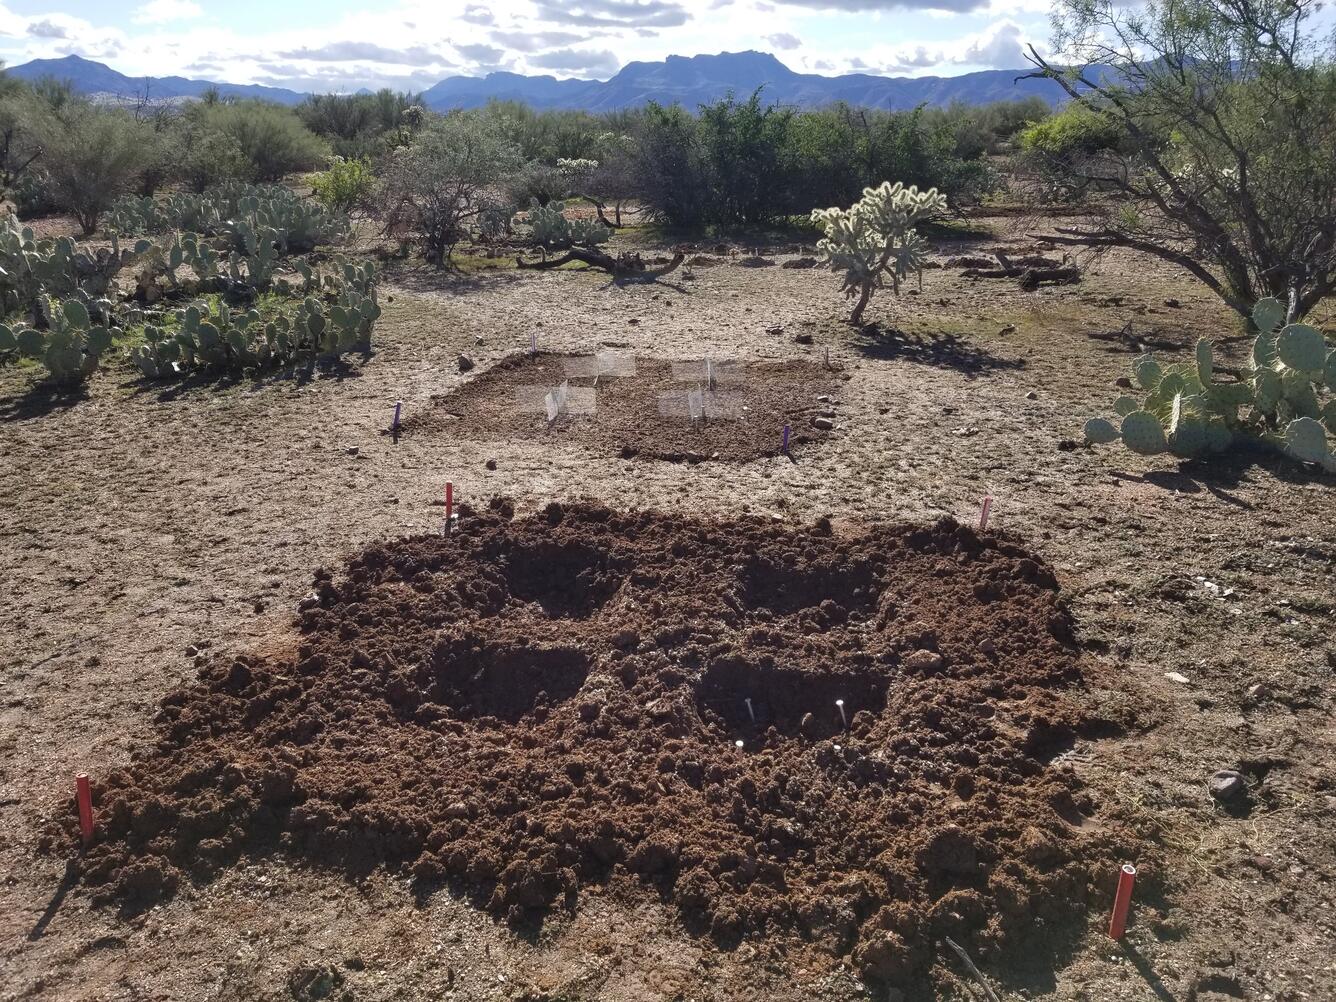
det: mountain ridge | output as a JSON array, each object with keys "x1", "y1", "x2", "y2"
[{"x1": 8, "y1": 50, "x2": 1073, "y2": 111}]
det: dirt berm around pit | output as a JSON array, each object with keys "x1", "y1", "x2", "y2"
[{"x1": 69, "y1": 502, "x2": 1139, "y2": 989}]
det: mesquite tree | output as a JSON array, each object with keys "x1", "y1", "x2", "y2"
[
  {"x1": 812, "y1": 181, "x2": 946, "y2": 324},
  {"x1": 1024, "y1": 0, "x2": 1336, "y2": 323}
]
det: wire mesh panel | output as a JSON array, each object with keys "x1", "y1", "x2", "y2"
[
  {"x1": 669, "y1": 358, "x2": 746, "y2": 387},
  {"x1": 513, "y1": 381, "x2": 597, "y2": 422},
  {"x1": 656, "y1": 387, "x2": 747, "y2": 421},
  {"x1": 562, "y1": 351, "x2": 638, "y2": 380}
]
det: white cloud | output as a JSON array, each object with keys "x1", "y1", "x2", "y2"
[
  {"x1": 857, "y1": 20, "x2": 1041, "y2": 74},
  {"x1": 0, "y1": 1, "x2": 1056, "y2": 92},
  {"x1": 133, "y1": 0, "x2": 203, "y2": 25}
]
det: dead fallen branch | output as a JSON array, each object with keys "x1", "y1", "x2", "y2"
[
  {"x1": 961, "y1": 265, "x2": 1082, "y2": 289},
  {"x1": 516, "y1": 247, "x2": 685, "y2": 280}
]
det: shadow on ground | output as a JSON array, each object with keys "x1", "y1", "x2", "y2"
[{"x1": 851, "y1": 323, "x2": 1025, "y2": 375}]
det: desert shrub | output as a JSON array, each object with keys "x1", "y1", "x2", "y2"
[
  {"x1": 1084, "y1": 297, "x2": 1335, "y2": 470},
  {"x1": 1030, "y1": 0, "x2": 1336, "y2": 321},
  {"x1": 0, "y1": 78, "x2": 52, "y2": 194},
  {"x1": 634, "y1": 95, "x2": 1002, "y2": 227},
  {"x1": 696, "y1": 90, "x2": 796, "y2": 226},
  {"x1": 812, "y1": 181, "x2": 947, "y2": 324},
  {"x1": 196, "y1": 102, "x2": 328, "y2": 182},
  {"x1": 297, "y1": 91, "x2": 424, "y2": 158},
  {"x1": 503, "y1": 160, "x2": 569, "y2": 208},
  {"x1": 576, "y1": 137, "x2": 640, "y2": 225},
  {"x1": 1018, "y1": 105, "x2": 1124, "y2": 159},
  {"x1": 39, "y1": 103, "x2": 154, "y2": 234},
  {"x1": 310, "y1": 156, "x2": 375, "y2": 213},
  {"x1": 377, "y1": 112, "x2": 522, "y2": 264},
  {"x1": 175, "y1": 121, "x2": 252, "y2": 192},
  {"x1": 632, "y1": 102, "x2": 711, "y2": 227},
  {"x1": 480, "y1": 101, "x2": 604, "y2": 162},
  {"x1": 927, "y1": 97, "x2": 1051, "y2": 159}
]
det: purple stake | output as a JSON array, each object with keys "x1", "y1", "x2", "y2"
[
  {"x1": 782, "y1": 424, "x2": 791, "y2": 454},
  {"x1": 391, "y1": 400, "x2": 402, "y2": 443}
]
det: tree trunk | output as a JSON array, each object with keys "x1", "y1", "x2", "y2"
[{"x1": 849, "y1": 282, "x2": 873, "y2": 325}]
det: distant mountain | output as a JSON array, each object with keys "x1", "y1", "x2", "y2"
[
  {"x1": 423, "y1": 51, "x2": 1076, "y2": 111},
  {"x1": 6, "y1": 54, "x2": 306, "y2": 105},
  {"x1": 7, "y1": 50, "x2": 1079, "y2": 113}
]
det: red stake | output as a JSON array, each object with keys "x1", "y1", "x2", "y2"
[
  {"x1": 445, "y1": 482, "x2": 453, "y2": 523},
  {"x1": 75, "y1": 773, "x2": 94, "y2": 846},
  {"x1": 1108, "y1": 863, "x2": 1137, "y2": 939},
  {"x1": 979, "y1": 495, "x2": 994, "y2": 531}
]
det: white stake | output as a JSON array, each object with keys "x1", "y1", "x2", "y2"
[
  {"x1": 529, "y1": 331, "x2": 537, "y2": 354},
  {"x1": 836, "y1": 698, "x2": 847, "y2": 728},
  {"x1": 734, "y1": 739, "x2": 744, "y2": 751},
  {"x1": 744, "y1": 697, "x2": 755, "y2": 724}
]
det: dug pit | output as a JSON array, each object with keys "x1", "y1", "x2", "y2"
[
  {"x1": 72, "y1": 503, "x2": 1133, "y2": 989},
  {"x1": 405, "y1": 353, "x2": 843, "y2": 462}
]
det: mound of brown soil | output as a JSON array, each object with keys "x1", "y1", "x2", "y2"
[
  {"x1": 405, "y1": 353, "x2": 841, "y2": 462},
  {"x1": 75, "y1": 504, "x2": 1130, "y2": 987}
]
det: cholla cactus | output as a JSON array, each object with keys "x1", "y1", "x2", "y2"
[
  {"x1": 811, "y1": 181, "x2": 947, "y2": 324},
  {"x1": 1084, "y1": 298, "x2": 1335, "y2": 471}
]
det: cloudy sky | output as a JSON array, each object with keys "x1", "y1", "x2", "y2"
[{"x1": 0, "y1": 0, "x2": 1060, "y2": 91}]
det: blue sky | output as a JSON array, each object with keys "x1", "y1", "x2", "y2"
[{"x1": 0, "y1": 0, "x2": 1059, "y2": 90}]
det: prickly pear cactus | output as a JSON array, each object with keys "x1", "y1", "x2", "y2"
[
  {"x1": 811, "y1": 181, "x2": 946, "y2": 324},
  {"x1": 3, "y1": 295, "x2": 119, "y2": 385},
  {"x1": 526, "y1": 200, "x2": 611, "y2": 250},
  {"x1": 107, "y1": 184, "x2": 349, "y2": 252},
  {"x1": 1084, "y1": 298, "x2": 1335, "y2": 472},
  {"x1": 130, "y1": 258, "x2": 381, "y2": 379}
]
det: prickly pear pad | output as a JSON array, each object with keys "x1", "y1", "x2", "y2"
[{"x1": 75, "y1": 504, "x2": 1131, "y2": 986}]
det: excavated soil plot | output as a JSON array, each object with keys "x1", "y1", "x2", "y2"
[
  {"x1": 405, "y1": 353, "x2": 842, "y2": 462},
  {"x1": 73, "y1": 504, "x2": 1132, "y2": 988}
]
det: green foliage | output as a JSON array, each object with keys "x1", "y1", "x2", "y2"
[
  {"x1": 194, "y1": 101, "x2": 329, "y2": 182},
  {"x1": 479, "y1": 100, "x2": 605, "y2": 162},
  {"x1": 377, "y1": 112, "x2": 523, "y2": 265},
  {"x1": 176, "y1": 124, "x2": 251, "y2": 192},
  {"x1": 31, "y1": 102, "x2": 155, "y2": 234},
  {"x1": 1084, "y1": 298, "x2": 1335, "y2": 471},
  {"x1": 296, "y1": 90, "x2": 425, "y2": 158},
  {"x1": 811, "y1": 181, "x2": 947, "y2": 324},
  {"x1": 1018, "y1": 104, "x2": 1123, "y2": 158},
  {"x1": 1036, "y1": 0, "x2": 1336, "y2": 320},
  {"x1": 503, "y1": 160, "x2": 570, "y2": 208},
  {"x1": 310, "y1": 156, "x2": 375, "y2": 213},
  {"x1": 634, "y1": 93, "x2": 1001, "y2": 228},
  {"x1": 632, "y1": 102, "x2": 710, "y2": 227}
]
